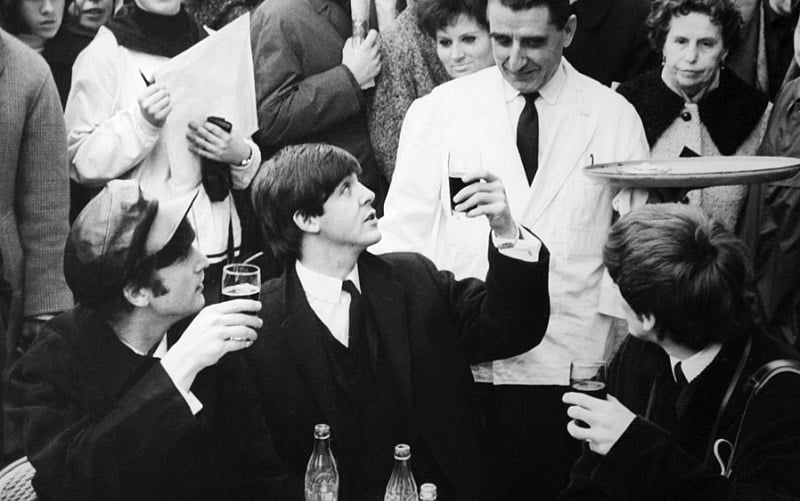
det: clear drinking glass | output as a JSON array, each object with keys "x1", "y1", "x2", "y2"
[
  {"x1": 447, "y1": 150, "x2": 482, "y2": 218},
  {"x1": 221, "y1": 263, "x2": 261, "y2": 304},
  {"x1": 569, "y1": 359, "x2": 607, "y2": 428}
]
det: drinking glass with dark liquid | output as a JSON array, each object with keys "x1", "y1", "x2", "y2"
[
  {"x1": 221, "y1": 263, "x2": 261, "y2": 306},
  {"x1": 569, "y1": 359, "x2": 607, "y2": 428},
  {"x1": 447, "y1": 150, "x2": 481, "y2": 218}
]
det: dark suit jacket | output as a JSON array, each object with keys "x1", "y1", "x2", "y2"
[
  {"x1": 6, "y1": 306, "x2": 292, "y2": 501},
  {"x1": 564, "y1": 0, "x2": 658, "y2": 86},
  {"x1": 249, "y1": 0, "x2": 387, "y2": 213},
  {"x1": 245, "y1": 245, "x2": 550, "y2": 500},
  {"x1": 561, "y1": 330, "x2": 800, "y2": 500}
]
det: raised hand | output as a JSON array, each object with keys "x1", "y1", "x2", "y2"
[
  {"x1": 160, "y1": 299, "x2": 262, "y2": 391},
  {"x1": 342, "y1": 29, "x2": 382, "y2": 88},
  {"x1": 452, "y1": 170, "x2": 517, "y2": 239},
  {"x1": 186, "y1": 120, "x2": 251, "y2": 166},
  {"x1": 138, "y1": 85, "x2": 172, "y2": 128}
]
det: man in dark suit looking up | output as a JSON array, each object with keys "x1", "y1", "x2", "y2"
[{"x1": 246, "y1": 143, "x2": 551, "y2": 500}]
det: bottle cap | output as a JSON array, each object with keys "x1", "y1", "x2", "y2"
[
  {"x1": 393, "y1": 443, "x2": 411, "y2": 460},
  {"x1": 420, "y1": 483, "x2": 437, "y2": 499},
  {"x1": 314, "y1": 423, "x2": 331, "y2": 439}
]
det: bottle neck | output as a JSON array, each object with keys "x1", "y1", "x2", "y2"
[{"x1": 314, "y1": 437, "x2": 331, "y2": 454}]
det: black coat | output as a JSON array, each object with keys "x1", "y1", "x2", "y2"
[
  {"x1": 245, "y1": 245, "x2": 551, "y2": 500},
  {"x1": 6, "y1": 306, "x2": 291, "y2": 500},
  {"x1": 564, "y1": 0, "x2": 658, "y2": 86},
  {"x1": 560, "y1": 330, "x2": 800, "y2": 500}
]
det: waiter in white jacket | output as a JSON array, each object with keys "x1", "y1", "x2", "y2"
[{"x1": 375, "y1": 0, "x2": 649, "y2": 497}]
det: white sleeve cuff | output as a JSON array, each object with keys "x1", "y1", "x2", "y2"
[
  {"x1": 160, "y1": 360, "x2": 204, "y2": 415},
  {"x1": 492, "y1": 226, "x2": 541, "y2": 262}
]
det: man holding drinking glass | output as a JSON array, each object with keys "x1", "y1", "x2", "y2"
[
  {"x1": 561, "y1": 204, "x2": 800, "y2": 499},
  {"x1": 5, "y1": 180, "x2": 293, "y2": 500},
  {"x1": 246, "y1": 143, "x2": 550, "y2": 500}
]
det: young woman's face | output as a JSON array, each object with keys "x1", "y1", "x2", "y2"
[
  {"x1": 134, "y1": 0, "x2": 179, "y2": 16},
  {"x1": 19, "y1": 0, "x2": 64, "y2": 42},
  {"x1": 435, "y1": 14, "x2": 494, "y2": 79},
  {"x1": 72, "y1": 0, "x2": 114, "y2": 30}
]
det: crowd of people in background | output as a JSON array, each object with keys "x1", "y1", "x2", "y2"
[{"x1": 2, "y1": 0, "x2": 800, "y2": 498}]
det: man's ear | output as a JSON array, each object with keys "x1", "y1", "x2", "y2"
[
  {"x1": 123, "y1": 283, "x2": 151, "y2": 308},
  {"x1": 293, "y1": 210, "x2": 320, "y2": 234},
  {"x1": 562, "y1": 14, "x2": 577, "y2": 48},
  {"x1": 640, "y1": 313, "x2": 657, "y2": 332}
]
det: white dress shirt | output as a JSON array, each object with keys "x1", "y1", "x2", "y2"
[{"x1": 296, "y1": 261, "x2": 361, "y2": 347}]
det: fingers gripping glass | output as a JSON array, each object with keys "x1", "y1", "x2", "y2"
[{"x1": 570, "y1": 359, "x2": 607, "y2": 428}]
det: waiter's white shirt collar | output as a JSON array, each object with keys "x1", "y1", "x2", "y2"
[
  {"x1": 502, "y1": 58, "x2": 567, "y2": 106},
  {"x1": 669, "y1": 342, "x2": 722, "y2": 384}
]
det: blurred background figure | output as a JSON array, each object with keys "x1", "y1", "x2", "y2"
[
  {"x1": 617, "y1": 0, "x2": 772, "y2": 232},
  {"x1": 726, "y1": 0, "x2": 798, "y2": 100},
  {"x1": 564, "y1": 0, "x2": 659, "y2": 87},
  {"x1": 368, "y1": 0, "x2": 492, "y2": 181},
  {"x1": 65, "y1": 0, "x2": 261, "y2": 302},
  {"x1": 741, "y1": 14, "x2": 800, "y2": 350},
  {"x1": 0, "y1": 26, "x2": 72, "y2": 460},
  {"x1": 250, "y1": 0, "x2": 386, "y2": 214},
  {"x1": 184, "y1": 0, "x2": 259, "y2": 30},
  {"x1": 0, "y1": 0, "x2": 64, "y2": 54}
]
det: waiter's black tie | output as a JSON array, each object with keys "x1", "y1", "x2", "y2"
[{"x1": 517, "y1": 92, "x2": 540, "y2": 185}]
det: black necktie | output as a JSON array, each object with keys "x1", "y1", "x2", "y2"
[
  {"x1": 342, "y1": 280, "x2": 362, "y2": 348},
  {"x1": 674, "y1": 361, "x2": 688, "y2": 387},
  {"x1": 517, "y1": 92, "x2": 540, "y2": 185}
]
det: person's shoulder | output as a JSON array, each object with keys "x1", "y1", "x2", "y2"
[
  {"x1": 363, "y1": 251, "x2": 436, "y2": 278},
  {"x1": 428, "y1": 65, "x2": 499, "y2": 104},
  {"x1": 75, "y1": 26, "x2": 121, "y2": 63},
  {"x1": 13, "y1": 309, "x2": 83, "y2": 374},
  {"x1": 568, "y1": 63, "x2": 636, "y2": 111},
  {"x1": 251, "y1": 0, "x2": 309, "y2": 24},
  {"x1": 0, "y1": 29, "x2": 52, "y2": 84}
]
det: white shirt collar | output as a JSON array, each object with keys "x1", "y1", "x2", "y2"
[
  {"x1": 118, "y1": 333, "x2": 169, "y2": 357},
  {"x1": 502, "y1": 57, "x2": 567, "y2": 106},
  {"x1": 295, "y1": 260, "x2": 361, "y2": 303},
  {"x1": 669, "y1": 342, "x2": 723, "y2": 384}
]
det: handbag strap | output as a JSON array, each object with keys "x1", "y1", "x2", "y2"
[
  {"x1": 720, "y1": 358, "x2": 800, "y2": 477},
  {"x1": 703, "y1": 335, "x2": 752, "y2": 465}
]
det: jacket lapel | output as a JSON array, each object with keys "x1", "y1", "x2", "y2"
[
  {"x1": 525, "y1": 61, "x2": 600, "y2": 227},
  {"x1": 358, "y1": 254, "x2": 413, "y2": 407},
  {"x1": 281, "y1": 267, "x2": 350, "y2": 436}
]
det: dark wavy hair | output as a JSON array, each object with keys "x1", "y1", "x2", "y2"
[
  {"x1": 0, "y1": 0, "x2": 69, "y2": 36},
  {"x1": 251, "y1": 144, "x2": 362, "y2": 264},
  {"x1": 646, "y1": 0, "x2": 742, "y2": 53},
  {"x1": 416, "y1": 0, "x2": 489, "y2": 38},
  {"x1": 82, "y1": 218, "x2": 196, "y2": 318},
  {"x1": 604, "y1": 203, "x2": 753, "y2": 351},
  {"x1": 489, "y1": 0, "x2": 571, "y2": 30}
]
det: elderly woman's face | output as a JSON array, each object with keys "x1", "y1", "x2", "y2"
[
  {"x1": 436, "y1": 14, "x2": 494, "y2": 79},
  {"x1": 662, "y1": 12, "x2": 727, "y2": 97}
]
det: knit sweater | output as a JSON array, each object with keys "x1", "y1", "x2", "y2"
[
  {"x1": 366, "y1": 1, "x2": 449, "y2": 180},
  {"x1": 618, "y1": 69, "x2": 772, "y2": 231}
]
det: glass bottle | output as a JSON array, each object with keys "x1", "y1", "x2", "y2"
[
  {"x1": 384, "y1": 443, "x2": 418, "y2": 501},
  {"x1": 419, "y1": 483, "x2": 437, "y2": 500},
  {"x1": 304, "y1": 424, "x2": 339, "y2": 501}
]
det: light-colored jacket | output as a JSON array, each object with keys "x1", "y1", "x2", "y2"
[
  {"x1": 376, "y1": 61, "x2": 649, "y2": 385},
  {"x1": 65, "y1": 27, "x2": 260, "y2": 263}
]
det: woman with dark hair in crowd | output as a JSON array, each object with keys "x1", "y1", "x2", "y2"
[
  {"x1": 617, "y1": 0, "x2": 772, "y2": 232},
  {"x1": 368, "y1": 0, "x2": 494, "y2": 180},
  {"x1": 0, "y1": 0, "x2": 65, "y2": 53},
  {"x1": 64, "y1": 0, "x2": 261, "y2": 301}
]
